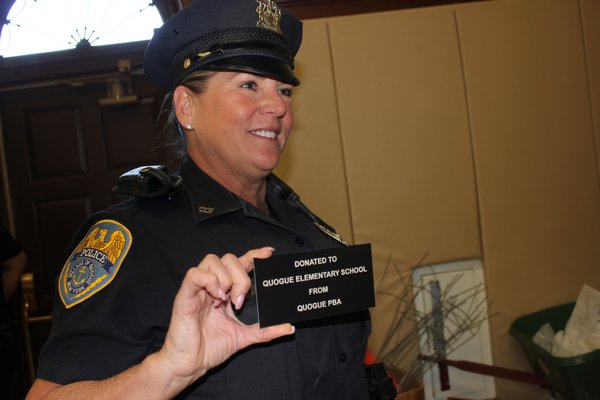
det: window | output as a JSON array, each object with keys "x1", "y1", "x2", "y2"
[{"x1": 0, "y1": 0, "x2": 163, "y2": 57}]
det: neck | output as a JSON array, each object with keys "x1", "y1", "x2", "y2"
[{"x1": 190, "y1": 156, "x2": 270, "y2": 212}]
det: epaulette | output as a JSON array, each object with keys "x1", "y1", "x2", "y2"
[
  {"x1": 267, "y1": 174, "x2": 349, "y2": 246},
  {"x1": 112, "y1": 165, "x2": 183, "y2": 199}
]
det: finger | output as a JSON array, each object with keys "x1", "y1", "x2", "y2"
[
  {"x1": 243, "y1": 323, "x2": 295, "y2": 346},
  {"x1": 219, "y1": 253, "x2": 252, "y2": 309},
  {"x1": 176, "y1": 267, "x2": 223, "y2": 310},
  {"x1": 196, "y1": 254, "x2": 233, "y2": 301},
  {"x1": 260, "y1": 323, "x2": 296, "y2": 342},
  {"x1": 231, "y1": 247, "x2": 275, "y2": 309},
  {"x1": 238, "y1": 246, "x2": 275, "y2": 272}
]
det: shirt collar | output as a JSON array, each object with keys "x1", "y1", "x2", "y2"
[
  {"x1": 177, "y1": 158, "x2": 283, "y2": 224},
  {"x1": 178, "y1": 158, "x2": 243, "y2": 223}
]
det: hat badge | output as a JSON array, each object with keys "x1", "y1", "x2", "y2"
[{"x1": 256, "y1": 0, "x2": 282, "y2": 34}]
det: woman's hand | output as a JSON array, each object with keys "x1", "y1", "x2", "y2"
[
  {"x1": 157, "y1": 247, "x2": 294, "y2": 387},
  {"x1": 24, "y1": 247, "x2": 294, "y2": 400}
]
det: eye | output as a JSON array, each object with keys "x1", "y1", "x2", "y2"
[
  {"x1": 279, "y1": 87, "x2": 293, "y2": 98},
  {"x1": 240, "y1": 80, "x2": 257, "y2": 90}
]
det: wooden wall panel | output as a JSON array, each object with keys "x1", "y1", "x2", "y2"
[
  {"x1": 101, "y1": 101, "x2": 160, "y2": 169},
  {"x1": 1, "y1": 80, "x2": 167, "y2": 316},
  {"x1": 26, "y1": 107, "x2": 86, "y2": 178},
  {"x1": 456, "y1": 0, "x2": 600, "y2": 397},
  {"x1": 326, "y1": 7, "x2": 481, "y2": 358},
  {"x1": 275, "y1": 19, "x2": 353, "y2": 243},
  {"x1": 283, "y1": 2, "x2": 600, "y2": 398},
  {"x1": 580, "y1": 0, "x2": 600, "y2": 179}
]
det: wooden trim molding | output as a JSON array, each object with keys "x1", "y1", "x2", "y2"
[
  {"x1": 278, "y1": 0, "x2": 484, "y2": 19},
  {"x1": 0, "y1": 41, "x2": 150, "y2": 90},
  {"x1": 0, "y1": 0, "x2": 486, "y2": 88},
  {"x1": 179, "y1": 0, "x2": 486, "y2": 20}
]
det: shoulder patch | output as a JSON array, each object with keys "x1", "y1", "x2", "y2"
[{"x1": 59, "y1": 219, "x2": 132, "y2": 308}]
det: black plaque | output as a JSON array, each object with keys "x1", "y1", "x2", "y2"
[{"x1": 253, "y1": 243, "x2": 374, "y2": 327}]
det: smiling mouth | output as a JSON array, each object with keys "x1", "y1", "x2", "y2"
[{"x1": 250, "y1": 130, "x2": 277, "y2": 139}]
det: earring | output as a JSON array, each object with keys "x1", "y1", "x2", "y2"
[{"x1": 185, "y1": 123, "x2": 192, "y2": 130}]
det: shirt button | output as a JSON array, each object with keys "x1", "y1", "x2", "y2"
[
  {"x1": 337, "y1": 352, "x2": 347, "y2": 363},
  {"x1": 295, "y1": 237, "x2": 304, "y2": 246}
]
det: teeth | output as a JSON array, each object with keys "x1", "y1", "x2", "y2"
[{"x1": 251, "y1": 130, "x2": 277, "y2": 139}]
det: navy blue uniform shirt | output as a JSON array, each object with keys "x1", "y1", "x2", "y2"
[{"x1": 38, "y1": 158, "x2": 371, "y2": 399}]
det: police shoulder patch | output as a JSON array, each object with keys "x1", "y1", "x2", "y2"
[{"x1": 59, "y1": 219, "x2": 132, "y2": 308}]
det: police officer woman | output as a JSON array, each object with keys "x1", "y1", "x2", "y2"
[{"x1": 26, "y1": 1, "x2": 370, "y2": 399}]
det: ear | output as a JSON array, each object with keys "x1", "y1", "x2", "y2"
[{"x1": 173, "y1": 85, "x2": 193, "y2": 128}]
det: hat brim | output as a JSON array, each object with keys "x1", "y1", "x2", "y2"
[{"x1": 199, "y1": 56, "x2": 300, "y2": 86}]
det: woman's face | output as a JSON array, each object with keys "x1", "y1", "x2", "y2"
[{"x1": 184, "y1": 71, "x2": 294, "y2": 185}]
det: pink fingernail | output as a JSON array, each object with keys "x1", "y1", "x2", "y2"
[
  {"x1": 218, "y1": 288, "x2": 228, "y2": 301},
  {"x1": 234, "y1": 295, "x2": 245, "y2": 310}
]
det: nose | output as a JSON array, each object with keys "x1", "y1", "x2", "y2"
[{"x1": 261, "y1": 88, "x2": 287, "y2": 118}]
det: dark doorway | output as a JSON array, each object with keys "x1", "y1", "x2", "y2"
[{"x1": 0, "y1": 42, "x2": 170, "y2": 397}]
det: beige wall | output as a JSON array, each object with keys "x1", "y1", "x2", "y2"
[{"x1": 275, "y1": 0, "x2": 600, "y2": 398}]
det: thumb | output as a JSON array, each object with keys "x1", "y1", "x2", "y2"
[{"x1": 244, "y1": 323, "x2": 295, "y2": 346}]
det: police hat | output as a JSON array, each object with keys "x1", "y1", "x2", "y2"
[{"x1": 144, "y1": 0, "x2": 303, "y2": 90}]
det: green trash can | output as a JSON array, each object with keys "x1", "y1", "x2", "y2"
[{"x1": 510, "y1": 303, "x2": 600, "y2": 400}]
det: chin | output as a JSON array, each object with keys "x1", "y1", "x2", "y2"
[{"x1": 256, "y1": 156, "x2": 281, "y2": 172}]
